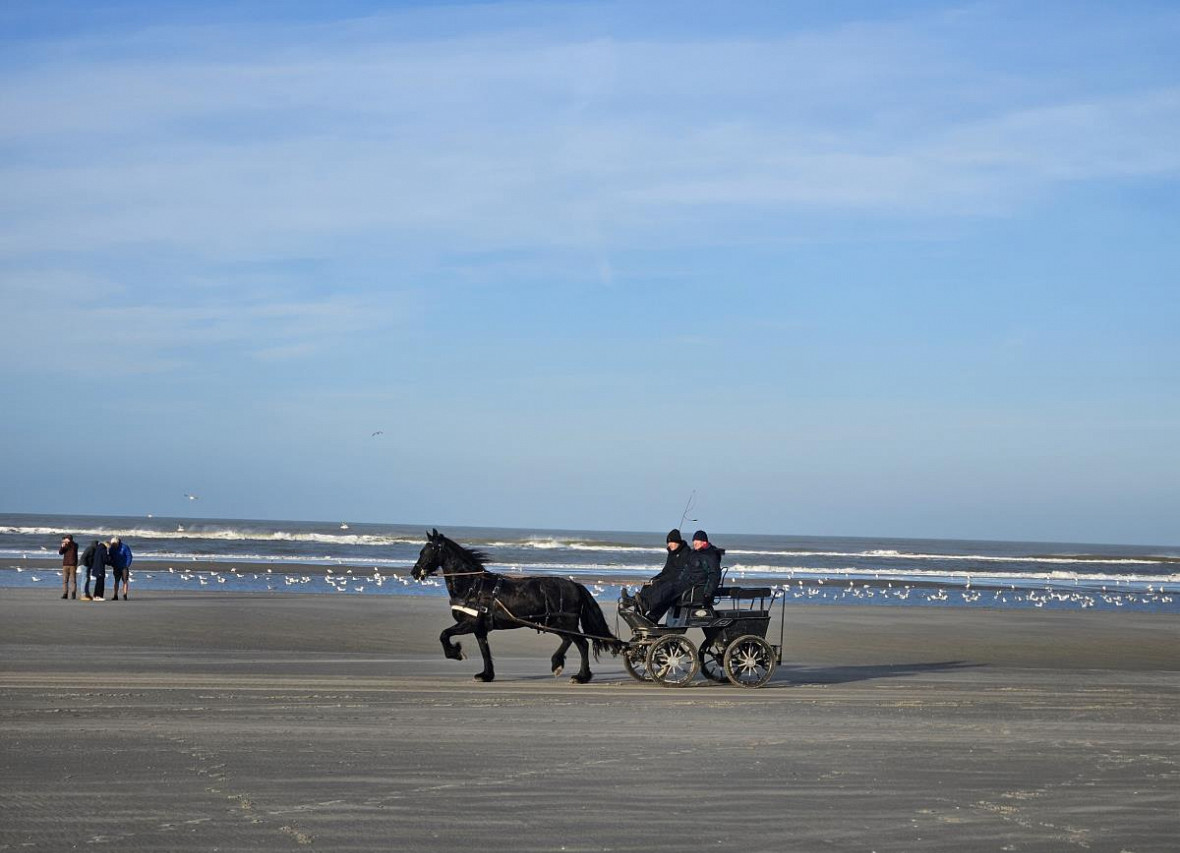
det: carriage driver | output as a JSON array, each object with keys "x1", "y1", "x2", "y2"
[{"x1": 620, "y1": 529, "x2": 724, "y2": 623}]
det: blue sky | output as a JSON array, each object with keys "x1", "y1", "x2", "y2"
[{"x1": 2, "y1": 1, "x2": 1177, "y2": 544}]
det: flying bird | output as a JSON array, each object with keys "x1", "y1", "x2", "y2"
[
  {"x1": 184, "y1": 493, "x2": 200, "y2": 501},
  {"x1": 371, "y1": 430, "x2": 384, "y2": 437}
]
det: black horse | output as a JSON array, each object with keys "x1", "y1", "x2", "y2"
[{"x1": 410, "y1": 529, "x2": 621, "y2": 683}]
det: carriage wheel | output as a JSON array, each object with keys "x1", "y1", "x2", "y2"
[
  {"x1": 722, "y1": 635, "x2": 776, "y2": 688},
  {"x1": 647, "y1": 635, "x2": 699, "y2": 687},
  {"x1": 698, "y1": 640, "x2": 727, "y2": 683},
  {"x1": 622, "y1": 644, "x2": 653, "y2": 682}
]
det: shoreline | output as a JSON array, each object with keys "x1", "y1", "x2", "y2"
[{"x1": 3, "y1": 556, "x2": 1177, "y2": 614}]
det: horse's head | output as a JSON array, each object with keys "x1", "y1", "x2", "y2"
[{"x1": 411, "y1": 529, "x2": 447, "y2": 581}]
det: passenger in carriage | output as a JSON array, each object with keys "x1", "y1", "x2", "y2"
[
  {"x1": 686, "y1": 530, "x2": 724, "y2": 600},
  {"x1": 620, "y1": 529, "x2": 724, "y2": 623},
  {"x1": 620, "y1": 529, "x2": 691, "y2": 623}
]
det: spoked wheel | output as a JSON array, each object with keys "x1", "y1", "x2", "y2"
[
  {"x1": 723, "y1": 635, "x2": 777, "y2": 688},
  {"x1": 622, "y1": 644, "x2": 653, "y2": 682},
  {"x1": 699, "y1": 640, "x2": 727, "y2": 682},
  {"x1": 647, "y1": 634, "x2": 699, "y2": 687}
]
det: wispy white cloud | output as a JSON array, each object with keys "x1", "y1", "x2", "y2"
[
  {"x1": 2, "y1": 5, "x2": 1177, "y2": 264},
  {"x1": 1, "y1": 266, "x2": 402, "y2": 375},
  {"x1": 2, "y1": 2, "x2": 1177, "y2": 383}
]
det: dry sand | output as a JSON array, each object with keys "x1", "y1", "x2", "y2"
[{"x1": 1, "y1": 588, "x2": 1177, "y2": 852}]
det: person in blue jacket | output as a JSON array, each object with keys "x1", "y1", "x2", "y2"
[{"x1": 107, "y1": 537, "x2": 133, "y2": 601}]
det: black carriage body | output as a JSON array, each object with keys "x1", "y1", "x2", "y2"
[
  {"x1": 670, "y1": 586, "x2": 773, "y2": 639},
  {"x1": 621, "y1": 583, "x2": 784, "y2": 688}
]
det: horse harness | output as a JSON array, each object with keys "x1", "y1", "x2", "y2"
[
  {"x1": 450, "y1": 572, "x2": 504, "y2": 617},
  {"x1": 450, "y1": 572, "x2": 567, "y2": 630}
]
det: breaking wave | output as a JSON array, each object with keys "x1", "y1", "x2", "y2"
[{"x1": 0, "y1": 524, "x2": 421, "y2": 548}]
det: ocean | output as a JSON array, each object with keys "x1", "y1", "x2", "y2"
[{"x1": 2, "y1": 512, "x2": 1177, "y2": 613}]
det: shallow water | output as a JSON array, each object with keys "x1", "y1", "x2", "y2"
[{"x1": 3, "y1": 512, "x2": 1177, "y2": 613}]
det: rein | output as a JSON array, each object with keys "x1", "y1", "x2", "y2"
[
  {"x1": 433, "y1": 569, "x2": 528, "y2": 579},
  {"x1": 493, "y1": 599, "x2": 623, "y2": 647}
]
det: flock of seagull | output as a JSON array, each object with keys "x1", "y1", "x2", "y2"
[
  {"x1": 773, "y1": 577, "x2": 1173, "y2": 609},
  {"x1": 155, "y1": 564, "x2": 420, "y2": 593},
  {"x1": 11, "y1": 562, "x2": 419, "y2": 594},
  {"x1": 6, "y1": 561, "x2": 1173, "y2": 610}
]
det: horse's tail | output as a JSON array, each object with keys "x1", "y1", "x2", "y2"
[{"x1": 577, "y1": 584, "x2": 623, "y2": 658}]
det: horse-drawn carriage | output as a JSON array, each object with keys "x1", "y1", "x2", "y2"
[
  {"x1": 619, "y1": 581, "x2": 784, "y2": 688},
  {"x1": 411, "y1": 530, "x2": 784, "y2": 688}
]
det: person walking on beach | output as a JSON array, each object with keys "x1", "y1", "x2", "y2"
[
  {"x1": 108, "y1": 537, "x2": 133, "y2": 601},
  {"x1": 79, "y1": 540, "x2": 96, "y2": 600},
  {"x1": 58, "y1": 534, "x2": 78, "y2": 599},
  {"x1": 85, "y1": 539, "x2": 109, "y2": 601}
]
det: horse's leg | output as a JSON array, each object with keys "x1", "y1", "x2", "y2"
[
  {"x1": 473, "y1": 625, "x2": 495, "y2": 682},
  {"x1": 441, "y1": 619, "x2": 476, "y2": 661},
  {"x1": 550, "y1": 637, "x2": 572, "y2": 677},
  {"x1": 569, "y1": 634, "x2": 593, "y2": 684},
  {"x1": 550, "y1": 614, "x2": 593, "y2": 683}
]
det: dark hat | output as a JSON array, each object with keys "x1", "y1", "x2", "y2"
[
  {"x1": 666, "y1": 529, "x2": 682, "y2": 543},
  {"x1": 692, "y1": 529, "x2": 708, "y2": 542}
]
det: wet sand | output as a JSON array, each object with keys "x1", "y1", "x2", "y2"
[{"x1": 1, "y1": 589, "x2": 1177, "y2": 852}]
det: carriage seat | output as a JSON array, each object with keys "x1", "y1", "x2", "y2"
[
  {"x1": 665, "y1": 584, "x2": 718, "y2": 627},
  {"x1": 707, "y1": 586, "x2": 774, "y2": 621},
  {"x1": 677, "y1": 583, "x2": 713, "y2": 607},
  {"x1": 715, "y1": 586, "x2": 773, "y2": 600}
]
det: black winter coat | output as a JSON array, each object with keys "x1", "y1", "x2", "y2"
[
  {"x1": 86, "y1": 542, "x2": 108, "y2": 573},
  {"x1": 650, "y1": 540, "x2": 691, "y2": 585},
  {"x1": 684, "y1": 544, "x2": 724, "y2": 596}
]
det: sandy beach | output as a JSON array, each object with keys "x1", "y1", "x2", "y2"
[{"x1": 1, "y1": 588, "x2": 1177, "y2": 851}]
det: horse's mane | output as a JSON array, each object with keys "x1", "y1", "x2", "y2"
[{"x1": 440, "y1": 535, "x2": 490, "y2": 571}]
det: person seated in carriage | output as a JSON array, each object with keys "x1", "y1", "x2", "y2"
[{"x1": 620, "y1": 529, "x2": 724, "y2": 624}]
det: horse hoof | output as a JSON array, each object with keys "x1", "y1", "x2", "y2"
[
  {"x1": 552, "y1": 666, "x2": 563, "y2": 677},
  {"x1": 569, "y1": 674, "x2": 591, "y2": 684},
  {"x1": 474, "y1": 673, "x2": 494, "y2": 682}
]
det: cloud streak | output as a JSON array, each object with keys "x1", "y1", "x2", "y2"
[
  {"x1": 1, "y1": 265, "x2": 401, "y2": 375},
  {"x1": 2, "y1": 5, "x2": 1178, "y2": 263}
]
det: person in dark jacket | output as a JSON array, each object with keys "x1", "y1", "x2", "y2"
[
  {"x1": 59, "y1": 535, "x2": 79, "y2": 599},
  {"x1": 107, "y1": 537, "x2": 133, "y2": 601},
  {"x1": 79, "y1": 540, "x2": 97, "y2": 600},
  {"x1": 684, "y1": 530, "x2": 724, "y2": 600},
  {"x1": 620, "y1": 528, "x2": 695, "y2": 623},
  {"x1": 86, "y1": 540, "x2": 109, "y2": 601}
]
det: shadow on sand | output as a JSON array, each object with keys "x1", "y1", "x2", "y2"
[
  {"x1": 768, "y1": 660, "x2": 982, "y2": 688},
  {"x1": 515, "y1": 660, "x2": 981, "y2": 688}
]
